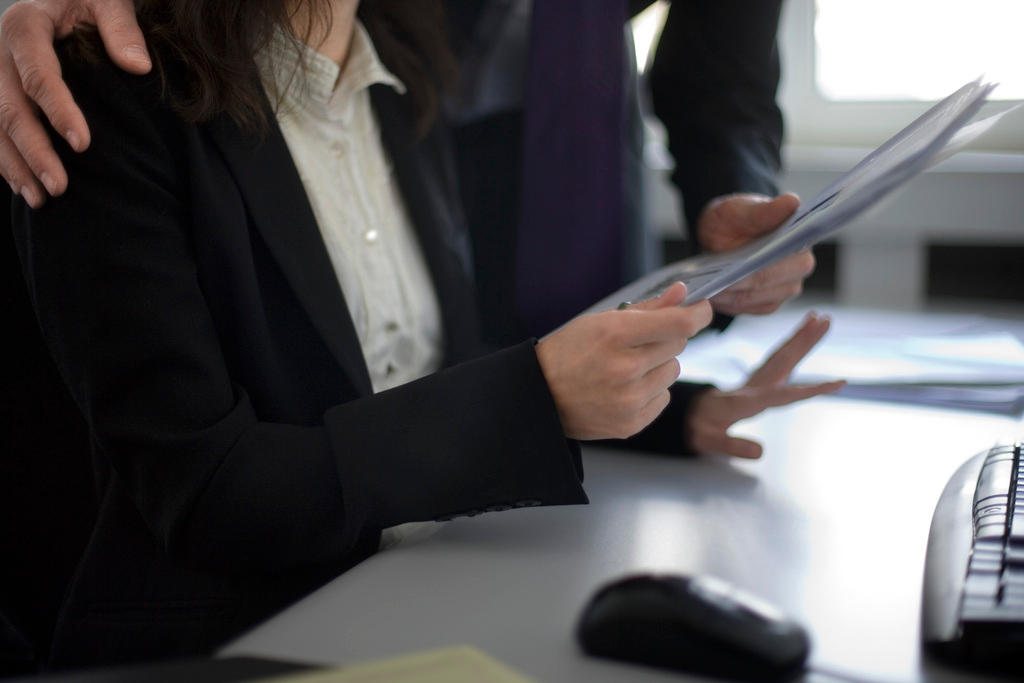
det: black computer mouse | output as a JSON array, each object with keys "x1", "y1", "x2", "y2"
[{"x1": 577, "y1": 573, "x2": 810, "y2": 681}]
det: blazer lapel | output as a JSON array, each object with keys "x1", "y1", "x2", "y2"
[
  {"x1": 204, "y1": 112, "x2": 374, "y2": 396},
  {"x1": 371, "y1": 86, "x2": 483, "y2": 363}
]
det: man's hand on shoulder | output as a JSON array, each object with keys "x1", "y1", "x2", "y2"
[{"x1": 0, "y1": 0, "x2": 147, "y2": 207}]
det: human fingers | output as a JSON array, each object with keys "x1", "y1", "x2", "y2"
[
  {"x1": 745, "y1": 313, "x2": 831, "y2": 388},
  {"x1": 726, "y1": 249, "x2": 815, "y2": 294},
  {"x1": 536, "y1": 307, "x2": 693, "y2": 440},
  {"x1": 620, "y1": 281, "x2": 687, "y2": 311},
  {"x1": 689, "y1": 424, "x2": 764, "y2": 460},
  {"x1": 91, "y1": 0, "x2": 151, "y2": 74},
  {"x1": 638, "y1": 354, "x2": 682, "y2": 394},
  {"x1": 636, "y1": 387, "x2": 672, "y2": 433},
  {"x1": 613, "y1": 362, "x2": 679, "y2": 438},
  {"x1": 4, "y1": 2, "x2": 90, "y2": 151},
  {"x1": 746, "y1": 192, "x2": 800, "y2": 236},
  {"x1": 710, "y1": 250, "x2": 815, "y2": 316},
  {"x1": 618, "y1": 298, "x2": 713, "y2": 347},
  {"x1": 711, "y1": 281, "x2": 803, "y2": 317},
  {"x1": 0, "y1": 4, "x2": 80, "y2": 197},
  {"x1": 0, "y1": 58, "x2": 51, "y2": 205},
  {"x1": 698, "y1": 192, "x2": 800, "y2": 251},
  {"x1": 619, "y1": 283, "x2": 693, "y2": 362},
  {"x1": 752, "y1": 380, "x2": 846, "y2": 410},
  {"x1": 0, "y1": 126, "x2": 43, "y2": 206},
  {"x1": 632, "y1": 332, "x2": 690, "y2": 372}
]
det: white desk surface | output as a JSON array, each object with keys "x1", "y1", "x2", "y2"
[{"x1": 223, "y1": 310, "x2": 1024, "y2": 683}]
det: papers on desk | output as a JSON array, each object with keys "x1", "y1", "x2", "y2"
[
  {"x1": 677, "y1": 308, "x2": 1024, "y2": 416},
  {"x1": 586, "y1": 78, "x2": 1015, "y2": 314}
]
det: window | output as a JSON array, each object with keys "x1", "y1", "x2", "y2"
[
  {"x1": 778, "y1": 0, "x2": 1024, "y2": 151},
  {"x1": 630, "y1": 1, "x2": 669, "y2": 74},
  {"x1": 815, "y1": 0, "x2": 1024, "y2": 101}
]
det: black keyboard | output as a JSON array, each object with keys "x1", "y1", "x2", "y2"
[{"x1": 922, "y1": 441, "x2": 1024, "y2": 670}]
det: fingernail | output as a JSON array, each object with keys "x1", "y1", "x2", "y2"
[
  {"x1": 123, "y1": 45, "x2": 151, "y2": 67},
  {"x1": 40, "y1": 172, "x2": 58, "y2": 195},
  {"x1": 66, "y1": 129, "x2": 82, "y2": 151},
  {"x1": 22, "y1": 185, "x2": 41, "y2": 207},
  {"x1": 7, "y1": 180, "x2": 17, "y2": 195}
]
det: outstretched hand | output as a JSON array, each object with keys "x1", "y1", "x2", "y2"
[
  {"x1": 697, "y1": 192, "x2": 816, "y2": 316},
  {"x1": 0, "y1": 0, "x2": 148, "y2": 206},
  {"x1": 686, "y1": 312, "x2": 844, "y2": 459},
  {"x1": 537, "y1": 282, "x2": 713, "y2": 441}
]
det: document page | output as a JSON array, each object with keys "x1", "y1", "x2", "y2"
[
  {"x1": 676, "y1": 306, "x2": 1024, "y2": 415},
  {"x1": 586, "y1": 78, "x2": 1013, "y2": 313}
]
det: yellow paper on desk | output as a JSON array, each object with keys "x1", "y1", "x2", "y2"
[{"x1": 262, "y1": 645, "x2": 535, "y2": 683}]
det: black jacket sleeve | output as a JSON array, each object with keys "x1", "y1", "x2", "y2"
[{"x1": 649, "y1": 0, "x2": 785, "y2": 238}]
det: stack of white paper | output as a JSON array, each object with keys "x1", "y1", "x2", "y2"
[
  {"x1": 586, "y1": 78, "x2": 1014, "y2": 314},
  {"x1": 677, "y1": 308, "x2": 1024, "y2": 416}
]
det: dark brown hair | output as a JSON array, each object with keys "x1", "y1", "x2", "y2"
[{"x1": 133, "y1": 0, "x2": 457, "y2": 136}]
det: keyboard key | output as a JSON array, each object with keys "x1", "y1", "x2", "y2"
[
  {"x1": 975, "y1": 494, "x2": 1009, "y2": 511},
  {"x1": 965, "y1": 570, "x2": 1001, "y2": 598},
  {"x1": 969, "y1": 557, "x2": 1003, "y2": 573},
  {"x1": 999, "y1": 565, "x2": 1024, "y2": 585},
  {"x1": 972, "y1": 545, "x2": 1003, "y2": 559},
  {"x1": 975, "y1": 523, "x2": 1006, "y2": 541},
  {"x1": 961, "y1": 596, "x2": 997, "y2": 617},
  {"x1": 976, "y1": 460, "x2": 1014, "y2": 507},
  {"x1": 976, "y1": 503, "x2": 1009, "y2": 517},
  {"x1": 999, "y1": 585, "x2": 1024, "y2": 607},
  {"x1": 1005, "y1": 546, "x2": 1024, "y2": 566},
  {"x1": 974, "y1": 538, "x2": 1005, "y2": 555},
  {"x1": 999, "y1": 594, "x2": 1024, "y2": 611},
  {"x1": 973, "y1": 559, "x2": 1004, "y2": 575},
  {"x1": 1010, "y1": 513, "x2": 1024, "y2": 544},
  {"x1": 977, "y1": 511, "x2": 1009, "y2": 529},
  {"x1": 1005, "y1": 584, "x2": 1024, "y2": 597},
  {"x1": 985, "y1": 447, "x2": 1015, "y2": 461}
]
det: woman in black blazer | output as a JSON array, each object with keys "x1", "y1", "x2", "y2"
[{"x1": 10, "y1": 0, "x2": 838, "y2": 668}]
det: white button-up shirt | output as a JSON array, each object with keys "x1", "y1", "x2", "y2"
[{"x1": 258, "y1": 22, "x2": 444, "y2": 394}]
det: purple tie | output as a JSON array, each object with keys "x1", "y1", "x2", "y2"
[{"x1": 515, "y1": 2, "x2": 626, "y2": 336}]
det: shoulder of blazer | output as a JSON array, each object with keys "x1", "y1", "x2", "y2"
[
  {"x1": 52, "y1": 43, "x2": 375, "y2": 395},
  {"x1": 55, "y1": 38, "x2": 189, "y2": 194}
]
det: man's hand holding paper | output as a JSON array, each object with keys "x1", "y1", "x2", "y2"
[
  {"x1": 587, "y1": 78, "x2": 1008, "y2": 317},
  {"x1": 697, "y1": 192, "x2": 815, "y2": 316}
]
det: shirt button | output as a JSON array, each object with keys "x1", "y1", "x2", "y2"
[
  {"x1": 385, "y1": 321, "x2": 399, "y2": 333},
  {"x1": 363, "y1": 228, "x2": 379, "y2": 244},
  {"x1": 330, "y1": 140, "x2": 347, "y2": 156}
]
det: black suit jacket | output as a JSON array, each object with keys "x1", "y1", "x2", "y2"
[
  {"x1": 648, "y1": 0, "x2": 785, "y2": 233},
  {"x1": 12, "y1": 52, "x2": 587, "y2": 667},
  {"x1": 447, "y1": 0, "x2": 784, "y2": 343}
]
